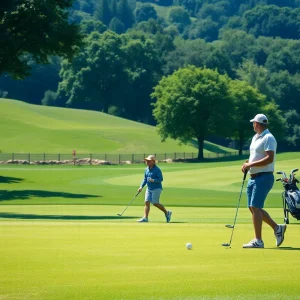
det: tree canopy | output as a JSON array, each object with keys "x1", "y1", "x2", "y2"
[
  {"x1": 152, "y1": 67, "x2": 234, "y2": 159},
  {"x1": 0, "y1": 0, "x2": 82, "y2": 79}
]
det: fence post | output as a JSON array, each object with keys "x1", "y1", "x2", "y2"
[
  {"x1": 174, "y1": 152, "x2": 176, "y2": 160},
  {"x1": 119, "y1": 154, "x2": 121, "y2": 164},
  {"x1": 58, "y1": 153, "x2": 60, "y2": 162},
  {"x1": 12, "y1": 153, "x2": 14, "y2": 161},
  {"x1": 28, "y1": 153, "x2": 30, "y2": 164},
  {"x1": 43, "y1": 153, "x2": 45, "y2": 161},
  {"x1": 132, "y1": 154, "x2": 134, "y2": 164},
  {"x1": 90, "y1": 153, "x2": 92, "y2": 165}
]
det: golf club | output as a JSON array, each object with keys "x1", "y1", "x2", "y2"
[
  {"x1": 117, "y1": 191, "x2": 140, "y2": 217},
  {"x1": 277, "y1": 171, "x2": 287, "y2": 179},
  {"x1": 290, "y1": 169, "x2": 298, "y2": 183},
  {"x1": 222, "y1": 170, "x2": 248, "y2": 248}
]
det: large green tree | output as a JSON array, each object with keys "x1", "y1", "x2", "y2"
[
  {"x1": 229, "y1": 80, "x2": 267, "y2": 154},
  {"x1": 152, "y1": 66, "x2": 234, "y2": 159},
  {"x1": 58, "y1": 31, "x2": 126, "y2": 112},
  {"x1": 0, "y1": 0, "x2": 82, "y2": 79}
]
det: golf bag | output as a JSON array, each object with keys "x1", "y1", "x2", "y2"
[{"x1": 280, "y1": 177, "x2": 300, "y2": 224}]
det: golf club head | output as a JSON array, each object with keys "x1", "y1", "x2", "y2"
[
  {"x1": 222, "y1": 243, "x2": 231, "y2": 247},
  {"x1": 225, "y1": 224, "x2": 234, "y2": 228},
  {"x1": 117, "y1": 213, "x2": 122, "y2": 217}
]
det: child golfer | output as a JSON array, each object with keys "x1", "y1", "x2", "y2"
[{"x1": 137, "y1": 155, "x2": 172, "y2": 223}]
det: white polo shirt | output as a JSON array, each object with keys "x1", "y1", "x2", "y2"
[{"x1": 249, "y1": 129, "x2": 277, "y2": 174}]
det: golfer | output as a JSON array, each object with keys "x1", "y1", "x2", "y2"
[
  {"x1": 137, "y1": 155, "x2": 172, "y2": 223},
  {"x1": 241, "y1": 114, "x2": 286, "y2": 248}
]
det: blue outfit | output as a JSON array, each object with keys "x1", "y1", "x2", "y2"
[
  {"x1": 247, "y1": 173, "x2": 274, "y2": 208},
  {"x1": 140, "y1": 165, "x2": 163, "y2": 190},
  {"x1": 140, "y1": 165, "x2": 163, "y2": 204}
]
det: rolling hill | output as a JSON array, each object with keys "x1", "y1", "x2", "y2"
[{"x1": 0, "y1": 99, "x2": 235, "y2": 155}]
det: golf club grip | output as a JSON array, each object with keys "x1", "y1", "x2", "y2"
[{"x1": 243, "y1": 169, "x2": 248, "y2": 181}]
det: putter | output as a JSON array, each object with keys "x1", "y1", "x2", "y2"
[
  {"x1": 117, "y1": 191, "x2": 140, "y2": 217},
  {"x1": 222, "y1": 170, "x2": 248, "y2": 248}
]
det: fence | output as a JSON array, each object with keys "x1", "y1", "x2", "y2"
[{"x1": 0, "y1": 151, "x2": 246, "y2": 165}]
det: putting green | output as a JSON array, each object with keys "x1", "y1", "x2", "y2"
[{"x1": 0, "y1": 206, "x2": 299, "y2": 300}]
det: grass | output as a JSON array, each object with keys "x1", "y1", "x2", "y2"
[
  {"x1": 0, "y1": 99, "x2": 233, "y2": 155},
  {"x1": 1, "y1": 154, "x2": 300, "y2": 299}
]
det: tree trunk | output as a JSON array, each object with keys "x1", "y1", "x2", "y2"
[
  {"x1": 238, "y1": 130, "x2": 245, "y2": 155},
  {"x1": 197, "y1": 135, "x2": 204, "y2": 160}
]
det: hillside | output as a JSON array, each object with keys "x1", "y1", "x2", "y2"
[{"x1": 0, "y1": 99, "x2": 235, "y2": 154}]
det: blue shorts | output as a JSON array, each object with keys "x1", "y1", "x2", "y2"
[
  {"x1": 247, "y1": 173, "x2": 274, "y2": 208},
  {"x1": 145, "y1": 188, "x2": 162, "y2": 204}
]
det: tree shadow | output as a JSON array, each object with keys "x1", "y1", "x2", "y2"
[
  {"x1": 173, "y1": 154, "x2": 249, "y2": 163},
  {"x1": 0, "y1": 176, "x2": 24, "y2": 184},
  {"x1": 0, "y1": 213, "x2": 136, "y2": 220},
  {"x1": 189, "y1": 139, "x2": 233, "y2": 154},
  {"x1": 0, "y1": 190, "x2": 100, "y2": 201}
]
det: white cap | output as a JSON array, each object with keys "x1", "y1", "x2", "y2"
[
  {"x1": 144, "y1": 155, "x2": 156, "y2": 162},
  {"x1": 250, "y1": 114, "x2": 268, "y2": 124}
]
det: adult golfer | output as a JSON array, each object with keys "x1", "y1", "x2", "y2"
[
  {"x1": 137, "y1": 155, "x2": 172, "y2": 223},
  {"x1": 241, "y1": 114, "x2": 286, "y2": 248}
]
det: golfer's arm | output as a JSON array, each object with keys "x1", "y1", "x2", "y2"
[
  {"x1": 153, "y1": 170, "x2": 163, "y2": 183},
  {"x1": 140, "y1": 173, "x2": 147, "y2": 188},
  {"x1": 250, "y1": 151, "x2": 274, "y2": 167}
]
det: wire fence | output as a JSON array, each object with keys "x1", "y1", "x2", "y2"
[{"x1": 0, "y1": 151, "x2": 247, "y2": 165}]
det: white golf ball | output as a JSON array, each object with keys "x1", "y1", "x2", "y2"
[{"x1": 186, "y1": 242, "x2": 192, "y2": 250}]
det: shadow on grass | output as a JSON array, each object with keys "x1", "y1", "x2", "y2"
[
  {"x1": 274, "y1": 247, "x2": 300, "y2": 251},
  {"x1": 0, "y1": 213, "x2": 136, "y2": 220},
  {"x1": 173, "y1": 154, "x2": 249, "y2": 163},
  {"x1": 0, "y1": 190, "x2": 100, "y2": 201},
  {"x1": 0, "y1": 176, "x2": 24, "y2": 184}
]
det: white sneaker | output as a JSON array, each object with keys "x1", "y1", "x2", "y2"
[
  {"x1": 243, "y1": 239, "x2": 264, "y2": 248},
  {"x1": 137, "y1": 217, "x2": 148, "y2": 223},
  {"x1": 166, "y1": 211, "x2": 172, "y2": 223},
  {"x1": 274, "y1": 224, "x2": 287, "y2": 247}
]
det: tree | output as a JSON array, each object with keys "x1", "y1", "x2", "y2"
[
  {"x1": 117, "y1": 0, "x2": 135, "y2": 30},
  {"x1": 0, "y1": 0, "x2": 82, "y2": 79},
  {"x1": 152, "y1": 66, "x2": 234, "y2": 159},
  {"x1": 109, "y1": 17, "x2": 125, "y2": 34},
  {"x1": 168, "y1": 7, "x2": 191, "y2": 26},
  {"x1": 236, "y1": 60, "x2": 271, "y2": 98},
  {"x1": 58, "y1": 31, "x2": 127, "y2": 113},
  {"x1": 284, "y1": 110, "x2": 300, "y2": 150},
  {"x1": 242, "y1": 5, "x2": 300, "y2": 39},
  {"x1": 229, "y1": 80, "x2": 266, "y2": 154},
  {"x1": 135, "y1": 4, "x2": 157, "y2": 23},
  {"x1": 121, "y1": 33, "x2": 162, "y2": 123},
  {"x1": 94, "y1": 0, "x2": 111, "y2": 25},
  {"x1": 267, "y1": 71, "x2": 300, "y2": 112}
]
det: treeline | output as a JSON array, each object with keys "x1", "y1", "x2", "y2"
[{"x1": 0, "y1": 0, "x2": 299, "y2": 151}]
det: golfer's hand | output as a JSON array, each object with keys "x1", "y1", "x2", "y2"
[
  {"x1": 242, "y1": 162, "x2": 251, "y2": 173},
  {"x1": 138, "y1": 187, "x2": 142, "y2": 193},
  {"x1": 147, "y1": 178, "x2": 154, "y2": 183}
]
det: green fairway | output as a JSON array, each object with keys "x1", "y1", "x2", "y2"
[
  {"x1": 1, "y1": 154, "x2": 300, "y2": 299},
  {"x1": 0, "y1": 99, "x2": 233, "y2": 155}
]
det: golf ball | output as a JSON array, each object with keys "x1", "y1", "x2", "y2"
[{"x1": 186, "y1": 242, "x2": 192, "y2": 250}]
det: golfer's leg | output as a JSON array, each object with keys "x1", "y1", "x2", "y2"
[
  {"x1": 261, "y1": 209, "x2": 277, "y2": 230},
  {"x1": 251, "y1": 207, "x2": 263, "y2": 240},
  {"x1": 144, "y1": 201, "x2": 150, "y2": 218},
  {"x1": 153, "y1": 203, "x2": 167, "y2": 214}
]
